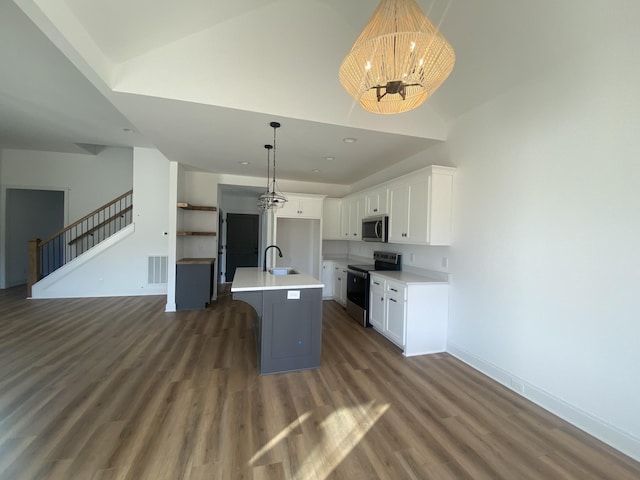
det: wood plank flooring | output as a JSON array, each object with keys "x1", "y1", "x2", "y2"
[{"x1": 0, "y1": 285, "x2": 638, "y2": 479}]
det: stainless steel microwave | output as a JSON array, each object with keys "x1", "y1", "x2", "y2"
[{"x1": 362, "y1": 215, "x2": 388, "y2": 242}]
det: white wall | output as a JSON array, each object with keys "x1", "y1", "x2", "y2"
[
  {"x1": 441, "y1": 30, "x2": 640, "y2": 459},
  {"x1": 217, "y1": 173, "x2": 349, "y2": 198},
  {"x1": 0, "y1": 146, "x2": 133, "y2": 288},
  {"x1": 0, "y1": 147, "x2": 133, "y2": 222},
  {"x1": 276, "y1": 217, "x2": 321, "y2": 278},
  {"x1": 113, "y1": 0, "x2": 446, "y2": 140},
  {"x1": 32, "y1": 147, "x2": 170, "y2": 298}
]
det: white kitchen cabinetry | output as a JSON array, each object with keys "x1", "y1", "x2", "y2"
[
  {"x1": 340, "y1": 199, "x2": 351, "y2": 240},
  {"x1": 321, "y1": 261, "x2": 334, "y2": 298},
  {"x1": 340, "y1": 195, "x2": 365, "y2": 240},
  {"x1": 332, "y1": 262, "x2": 347, "y2": 306},
  {"x1": 369, "y1": 273, "x2": 449, "y2": 356},
  {"x1": 322, "y1": 198, "x2": 342, "y2": 240},
  {"x1": 384, "y1": 280, "x2": 406, "y2": 347},
  {"x1": 364, "y1": 186, "x2": 389, "y2": 217},
  {"x1": 277, "y1": 193, "x2": 323, "y2": 219},
  {"x1": 369, "y1": 276, "x2": 385, "y2": 331},
  {"x1": 388, "y1": 166, "x2": 455, "y2": 246}
]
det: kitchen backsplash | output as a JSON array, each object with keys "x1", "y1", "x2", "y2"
[{"x1": 351, "y1": 242, "x2": 450, "y2": 273}]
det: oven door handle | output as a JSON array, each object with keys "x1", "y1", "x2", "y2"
[{"x1": 347, "y1": 269, "x2": 369, "y2": 280}]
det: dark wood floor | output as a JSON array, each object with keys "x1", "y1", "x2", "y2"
[{"x1": 1, "y1": 286, "x2": 639, "y2": 479}]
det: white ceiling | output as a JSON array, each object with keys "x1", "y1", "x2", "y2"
[{"x1": 3, "y1": 0, "x2": 633, "y2": 184}]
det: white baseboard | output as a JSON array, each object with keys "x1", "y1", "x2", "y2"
[{"x1": 447, "y1": 342, "x2": 640, "y2": 462}]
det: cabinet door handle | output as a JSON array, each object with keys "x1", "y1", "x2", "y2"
[
  {"x1": 373, "y1": 208, "x2": 378, "y2": 212},
  {"x1": 373, "y1": 281, "x2": 380, "y2": 286},
  {"x1": 390, "y1": 288, "x2": 398, "y2": 292},
  {"x1": 389, "y1": 298, "x2": 397, "y2": 303}
]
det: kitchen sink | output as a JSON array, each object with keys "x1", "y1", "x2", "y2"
[{"x1": 268, "y1": 267, "x2": 298, "y2": 275}]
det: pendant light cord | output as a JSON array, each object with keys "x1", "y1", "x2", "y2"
[{"x1": 270, "y1": 122, "x2": 281, "y2": 194}]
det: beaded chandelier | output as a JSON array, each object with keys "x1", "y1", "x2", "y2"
[{"x1": 339, "y1": 0, "x2": 455, "y2": 114}]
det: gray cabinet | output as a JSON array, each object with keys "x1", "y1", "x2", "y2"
[
  {"x1": 233, "y1": 287, "x2": 323, "y2": 375},
  {"x1": 176, "y1": 258, "x2": 215, "y2": 310}
]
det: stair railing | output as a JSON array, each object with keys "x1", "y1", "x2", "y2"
[{"x1": 28, "y1": 190, "x2": 133, "y2": 296}]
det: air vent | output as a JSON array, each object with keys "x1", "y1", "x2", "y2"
[{"x1": 148, "y1": 256, "x2": 168, "y2": 284}]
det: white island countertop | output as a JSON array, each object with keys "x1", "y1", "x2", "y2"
[{"x1": 231, "y1": 267, "x2": 323, "y2": 292}]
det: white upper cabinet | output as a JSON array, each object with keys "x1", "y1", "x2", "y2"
[
  {"x1": 388, "y1": 166, "x2": 455, "y2": 245},
  {"x1": 276, "y1": 193, "x2": 324, "y2": 219},
  {"x1": 364, "y1": 186, "x2": 389, "y2": 217},
  {"x1": 340, "y1": 195, "x2": 365, "y2": 240},
  {"x1": 322, "y1": 198, "x2": 342, "y2": 240}
]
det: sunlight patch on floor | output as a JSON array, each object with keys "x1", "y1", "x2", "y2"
[
  {"x1": 249, "y1": 411, "x2": 312, "y2": 466},
  {"x1": 249, "y1": 401, "x2": 389, "y2": 479}
]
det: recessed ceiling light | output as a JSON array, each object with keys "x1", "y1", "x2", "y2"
[
  {"x1": 324, "y1": 156, "x2": 335, "y2": 161},
  {"x1": 312, "y1": 169, "x2": 321, "y2": 173},
  {"x1": 343, "y1": 137, "x2": 357, "y2": 143},
  {"x1": 239, "y1": 161, "x2": 250, "y2": 165}
]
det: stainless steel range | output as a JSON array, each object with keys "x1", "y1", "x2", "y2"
[{"x1": 346, "y1": 251, "x2": 401, "y2": 327}]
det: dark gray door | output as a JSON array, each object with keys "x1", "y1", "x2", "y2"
[
  {"x1": 6, "y1": 189, "x2": 64, "y2": 286},
  {"x1": 225, "y1": 213, "x2": 259, "y2": 282}
]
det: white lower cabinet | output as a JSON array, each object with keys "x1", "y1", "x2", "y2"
[
  {"x1": 369, "y1": 276, "x2": 385, "y2": 330},
  {"x1": 321, "y1": 261, "x2": 334, "y2": 298},
  {"x1": 384, "y1": 280, "x2": 406, "y2": 347},
  {"x1": 332, "y1": 263, "x2": 347, "y2": 306},
  {"x1": 369, "y1": 273, "x2": 449, "y2": 356}
]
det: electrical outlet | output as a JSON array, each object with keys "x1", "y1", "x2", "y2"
[{"x1": 441, "y1": 257, "x2": 448, "y2": 268}]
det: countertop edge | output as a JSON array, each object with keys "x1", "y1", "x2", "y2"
[
  {"x1": 369, "y1": 271, "x2": 449, "y2": 285},
  {"x1": 232, "y1": 284, "x2": 324, "y2": 292}
]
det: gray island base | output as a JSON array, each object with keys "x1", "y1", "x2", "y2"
[{"x1": 231, "y1": 267, "x2": 323, "y2": 375}]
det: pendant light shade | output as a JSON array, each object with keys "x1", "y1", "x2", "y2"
[
  {"x1": 339, "y1": 0, "x2": 455, "y2": 114},
  {"x1": 258, "y1": 122, "x2": 287, "y2": 211}
]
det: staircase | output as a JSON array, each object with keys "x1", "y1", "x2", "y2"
[{"x1": 28, "y1": 190, "x2": 133, "y2": 296}]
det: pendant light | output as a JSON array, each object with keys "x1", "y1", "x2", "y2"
[
  {"x1": 257, "y1": 122, "x2": 287, "y2": 211},
  {"x1": 339, "y1": 0, "x2": 455, "y2": 114}
]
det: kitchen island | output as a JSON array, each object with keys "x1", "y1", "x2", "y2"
[{"x1": 231, "y1": 267, "x2": 323, "y2": 375}]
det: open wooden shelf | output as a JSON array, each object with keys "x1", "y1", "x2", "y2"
[
  {"x1": 177, "y1": 231, "x2": 216, "y2": 236},
  {"x1": 177, "y1": 201, "x2": 217, "y2": 236},
  {"x1": 177, "y1": 202, "x2": 217, "y2": 211}
]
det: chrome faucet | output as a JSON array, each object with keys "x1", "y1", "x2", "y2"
[{"x1": 263, "y1": 245, "x2": 283, "y2": 271}]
